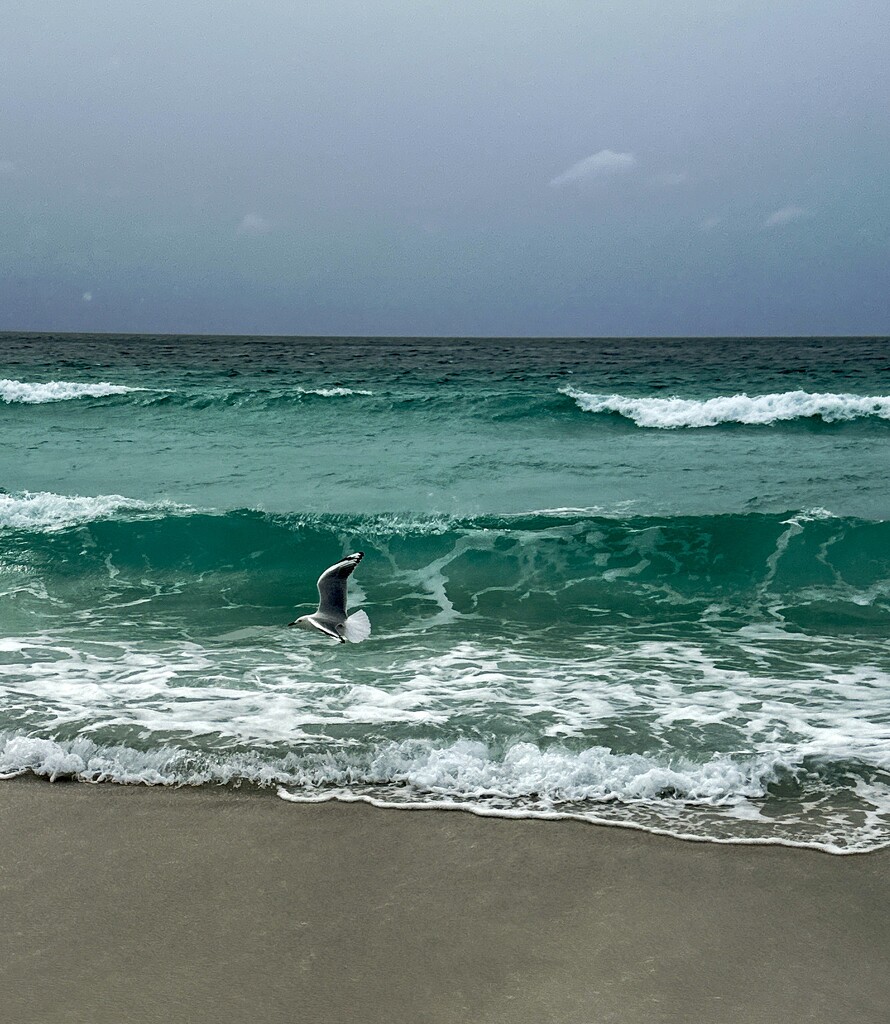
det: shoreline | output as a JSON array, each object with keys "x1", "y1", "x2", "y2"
[
  {"x1": 2, "y1": 776, "x2": 888, "y2": 1023},
  {"x1": 3, "y1": 764, "x2": 884, "y2": 856},
  {"x1": 276, "y1": 788, "x2": 890, "y2": 856}
]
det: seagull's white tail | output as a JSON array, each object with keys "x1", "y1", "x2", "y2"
[{"x1": 344, "y1": 609, "x2": 371, "y2": 643}]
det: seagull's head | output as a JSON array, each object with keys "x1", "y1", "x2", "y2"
[{"x1": 288, "y1": 615, "x2": 313, "y2": 631}]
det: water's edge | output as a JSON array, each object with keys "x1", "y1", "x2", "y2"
[{"x1": 3, "y1": 771, "x2": 884, "y2": 856}]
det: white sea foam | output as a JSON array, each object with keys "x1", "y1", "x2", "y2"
[
  {"x1": 275, "y1": 789, "x2": 890, "y2": 855},
  {"x1": 0, "y1": 732, "x2": 764, "y2": 801},
  {"x1": 560, "y1": 387, "x2": 890, "y2": 428},
  {"x1": 2, "y1": 630, "x2": 889, "y2": 852},
  {"x1": 0, "y1": 378, "x2": 145, "y2": 403},
  {"x1": 280, "y1": 738, "x2": 779, "y2": 806},
  {"x1": 1, "y1": 729, "x2": 886, "y2": 854},
  {"x1": 296, "y1": 387, "x2": 373, "y2": 397},
  {"x1": 0, "y1": 491, "x2": 191, "y2": 531},
  {"x1": 283, "y1": 510, "x2": 459, "y2": 537},
  {"x1": 520, "y1": 506, "x2": 607, "y2": 517},
  {"x1": 0, "y1": 379, "x2": 370, "y2": 404}
]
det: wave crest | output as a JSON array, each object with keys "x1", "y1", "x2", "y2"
[
  {"x1": 296, "y1": 386, "x2": 373, "y2": 397},
  {"x1": 560, "y1": 387, "x2": 890, "y2": 428},
  {"x1": 0, "y1": 732, "x2": 772, "y2": 803},
  {"x1": 0, "y1": 379, "x2": 145, "y2": 404},
  {"x1": 0, "y1": 379, "x2": 373, "y2": 407},
  {"x1": 0, "y1": 491, "x2": 191, "y2": 532}
]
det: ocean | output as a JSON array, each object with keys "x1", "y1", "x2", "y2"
[{"x1": 1, "y1": 333, "x2": 888, "y2": 853}]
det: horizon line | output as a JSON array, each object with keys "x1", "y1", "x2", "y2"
[{"x1": 1, "y1": 330, "x2": 887, "y2": 341}]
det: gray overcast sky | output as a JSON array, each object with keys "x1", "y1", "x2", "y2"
[{"x1": 1, "y1": 1, "x2": 888, "y2": 336}]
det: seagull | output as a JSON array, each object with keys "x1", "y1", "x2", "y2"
[{"x1": 288, "y1": 551, "x2": 371, "y2": 643}]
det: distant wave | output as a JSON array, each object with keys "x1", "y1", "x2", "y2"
[
  {"x1": 136, "y1": 385, "x2": 375, "y2": 408},
  {"x1": 296, "y1": 386, "x2": 373, "y2": 397},
  {"x1": 559, "y1": 387, "x2": 890, "y2": 428},
  {"x1": 0, "y1": 379, "x2": 145, "y2": 404},
  {"x1": 0, "y1": 379, "x2": 373, "y2": 407}
]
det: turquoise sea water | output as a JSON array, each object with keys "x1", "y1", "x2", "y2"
[{"x1": 1, "y1": 334, "x2": 888, "y2": 851}]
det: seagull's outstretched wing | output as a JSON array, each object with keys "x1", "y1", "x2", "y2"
[{"x1": 316, "y1": 552, "x2": 364, "y2": 618}]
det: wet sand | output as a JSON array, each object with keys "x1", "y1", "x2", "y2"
[{"x1": 1, "y1": 778, "x2": 888, "y2": 1024}]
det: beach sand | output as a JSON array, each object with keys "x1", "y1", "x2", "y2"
[{"x1": 1, "y1": 778, "x2": 887, "y2": 1024}]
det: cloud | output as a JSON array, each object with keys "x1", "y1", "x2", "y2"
[
  {"x1": 236, "y1": 213, "x2": 273, "y2": 236},
  {"x1": 82, "y1": 292, "x2": 93, "y2": 302},
  {"x1": 550, "y1": 149, "x2": 636, "y2": 187},
  {"x1": 763, "y1": 205, "x2": 810, "y2": 228},
  {"x1": 0, "y1": 159, "x2": 15, "y2": 175}
]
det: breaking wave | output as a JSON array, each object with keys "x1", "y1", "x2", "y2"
[
  {"x1": 0, "y1": 379, "x2": 373, "y2": 409},
  {"x1": 296, "y1": 386, "x2": 373, "y2": 397},
  {"x1": 0, "y1": 491, "x2": 192, "y2": 532},
  {"x1": 560, "y1": 388, "x2": 890, "y2": 428},
  {"x1": 0, "y1": 378, "x2": 146, "y2": 403},
  {"x1": 2, "y1": 732, "x2": 887, "y2": 853},
  {"x1": 3, "y1": 492, "x2": 889, "y2": 854},
  {"x1": 2, "y1": 493, "x2": 888, "y2": 621}
]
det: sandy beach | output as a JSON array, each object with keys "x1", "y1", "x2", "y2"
[{"x1": 0, "y1": 778, "x2": 887, "y2": 1024}]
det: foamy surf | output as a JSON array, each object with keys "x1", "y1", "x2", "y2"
[
  {"x1": 560, "y1": 387, "x2": 890, "y2": 427},
  {"x1": 0, "y1": 378, "x2": 147, "y2": 403},
  {"x1": 273, "y1": 791, "x2": 888, "y2": 856},
  {"x1": 1, "y1": 731, "x2": 887, "y2": 854}
]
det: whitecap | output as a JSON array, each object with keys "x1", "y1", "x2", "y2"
[
  {"x1": 296, "y1": 387, "x2": 373, "y2": 397},
  {"x1": 0, "y1": 378, "x2": 146, "y2": 403},
  {"x1": 0, "y1": 491, "x2": 192, "y2": 532},
  {"x1": 559, "y1": 388, "x2": 890, "y2": 428}
]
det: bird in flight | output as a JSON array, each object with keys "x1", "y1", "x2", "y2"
[{"x1": 288, "y1": 551, "x2": 371, "y2": 643}]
